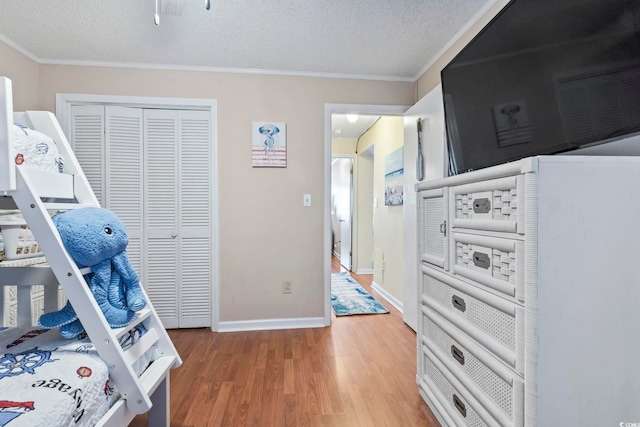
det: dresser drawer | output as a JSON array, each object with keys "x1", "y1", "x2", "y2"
[
  {"x1": 451, "y1": 175, "x2": 524, "y2": 234},
  {"x1": 422, "y1": 306, "x2": 524, "y2": 427},
  {"x1": 421, "y1": 265, "x2": 524, "y2": 375},
  {"x1": 420, "y1": 344, "x2": 500, "y2": 427},
  {"x1": 452, "y1": 232, "x2": 524, "y2": 302}
]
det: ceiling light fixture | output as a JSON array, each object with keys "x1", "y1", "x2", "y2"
[{"x1": 346, "y1": 114, "x2": 359, "y2": 123}]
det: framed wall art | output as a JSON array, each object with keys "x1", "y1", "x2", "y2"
[
  {"x1": 252, "y1": 121, "x2": 287, "y2": 167},
  {"x1": 384, "y1": 147, "x2": 404, "y2": 206}
]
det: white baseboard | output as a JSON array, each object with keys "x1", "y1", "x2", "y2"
[
  {"x1": 371, "y1": 281, "x2": 403, "y2": 313},
  {"x1": 355, "y1": 268, "x2": 374, "y2": 275},
  {"x1": 217, "y1": 317, "x2": 326, "y2": 332}
]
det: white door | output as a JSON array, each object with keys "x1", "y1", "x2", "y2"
[
  {"x1": 70, "y1": 105, "x2": 213, "y2": 329},
  {"x1": 175, "y1": 110, "x2": 212, "y2": 328},
  {"x1": 339, "y1": 158, "x2": 353, "y2": 271},
  {"x1": 105, "y1": 106, "x2": 145, "y2": 276},
  {"x1": 143, "y1": 109, "x2": 212, "y2": 328},
  {"x1": 332, "y1": 157, "x2": 353, "y2": 270},
  {"x1": 403, "y1": 84, "x2": 446, "y2": 331}
]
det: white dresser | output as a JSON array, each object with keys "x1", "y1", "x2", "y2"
[{"x1": 416, "y1": 155, "x2": 640, "y2": 427}]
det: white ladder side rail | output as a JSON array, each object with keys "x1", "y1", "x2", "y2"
[
  {"x1": 0, "y1": 77, "x2": 16, "y2": 192},
  {"x1": 17, "y1": 110, "x2": 99, "y2": 206},
  {"x1": 11, "y1": 168, "x2": 154, "y2": 415}
]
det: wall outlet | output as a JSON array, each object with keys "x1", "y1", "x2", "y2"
[{"x1": 282, "y1": 280, "x2": 293, "y2": 294}]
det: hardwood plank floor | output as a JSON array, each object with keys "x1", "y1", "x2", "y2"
[{"x1": 131, "y1": 257, "x2": 439, "y2": 426}]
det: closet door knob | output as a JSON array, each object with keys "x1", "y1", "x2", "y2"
[{"x1": 171, "y1": 232, "x2": 177, "y2": 238}]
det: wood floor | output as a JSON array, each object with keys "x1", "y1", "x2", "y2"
[{"x1": 131, "y1": 258, "x2": 439, "y2": 427}]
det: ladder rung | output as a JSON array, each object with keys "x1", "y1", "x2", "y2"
[
  {"x1": 43, "y1": 202, "x2": 97, "y2": 211},
  {"x1": 123, "y1": 328, "x2": 159, "y2": 366},
  {"x1": 139, "y1": 355, "x2": 176, "y2": 395},
  {"x1": 114, "y1": 307, "x2": 153, "y2": 340}
]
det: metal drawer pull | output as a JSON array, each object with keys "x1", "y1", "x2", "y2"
[
  {"x1": 439, "y1": 220, "x2": 447, "y2": 236},
  {"x1": 452, "y1": 295, "x2": 466, "y2": 312},
  {"x1": 453, "y1": 394, "x2": 467, "y2": 417},
  {"x1": 472, "y1": 251, "x2": 490, "y2": 269},
  {"x1": 451, "y1": 345, "x2": 465, "y2": 365},
  {"x1": 473, "y1": 197, "x2": 491, "y2": 213}
]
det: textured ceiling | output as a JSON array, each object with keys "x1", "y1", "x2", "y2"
[{"x1": 0, "y1": 0, "x2": 494, "y2": 81}]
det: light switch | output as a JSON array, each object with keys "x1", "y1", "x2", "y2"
[{"x1": 303, "y1": 193, "x2": 311, "y2": 207}]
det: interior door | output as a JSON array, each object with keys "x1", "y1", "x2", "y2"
[
  {"x1": 105, "y1": 106, "x2": 144, "y2": 277},
  {"x1": 403, "y1": 84, "x2": 446, "y2": 331},
  {"x1": 332, "y1": 157, "x2": 353, "y2": 271},
  {"x1": 144, "y1": 109, "x2": 212, "y2": 329},
  {"x1": 143, "y1": 109, "x2": 179, "y2": 328},
  {"x1": 71, "y1": 105, "x2": 212, "y2": 329}
]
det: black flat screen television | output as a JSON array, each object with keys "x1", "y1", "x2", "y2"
[{"x1": 442, "y1": 0, "x2": 640, "y2": 175}]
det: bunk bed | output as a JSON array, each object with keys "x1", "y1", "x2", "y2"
[{"x1": 0, "y1": 76, "x2": 182, "y2": 426}]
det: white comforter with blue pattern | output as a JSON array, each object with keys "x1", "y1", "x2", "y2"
[{"x1": 0, "y1": 326, "x2": 155, "y2": 427}]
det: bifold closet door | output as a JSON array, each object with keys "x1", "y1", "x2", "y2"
[
  {"x1": 144, "y1": 109, "x2": 212, "y2": 328},
  {"x1": 70, "y1": 105, "x2": 144, "y2": 275},
  {"x1": 70, "y1": 105, "x2": 212, "y2": 329},
  {"x1": 105, "y1": 107, "x2": 144, "y2": 277}
]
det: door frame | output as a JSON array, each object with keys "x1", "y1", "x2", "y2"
[
  {"x1": 56, "y1": 93, "x2": 219, "y2": 331},
  {"x1": 324, "y1": 103, "x2": 408, "y2": 326}
]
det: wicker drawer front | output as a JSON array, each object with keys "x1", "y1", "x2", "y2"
[
  {"x1": 422, "y1": 306, "x2": 524, "y2": 427},
  {"x1": 421, "y1": 265, "x2": 524, "y2": 375},
  {"x1": 451, "y1": 175, "x2": 524, "y2": 234},
  {"x1": 452, "y1": 232, "x2": 524, "y2": 302},
  {"x1": 420, "y1": 344, "x2": 500, "y2": 427}
]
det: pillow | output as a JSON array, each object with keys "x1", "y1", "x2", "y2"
[{"x1": 12, "y1": 123, "x2": 64, "y2": 173}]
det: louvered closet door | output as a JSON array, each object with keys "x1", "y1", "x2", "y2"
[
  {"x1": 70, "y1": 105, "x2": 105, "y2": 205},
  {"x1": 144, "y1": 109, "x2": 212, "y2": 328},
  {"x1": 105, "y1": 106, "x2": 144, "y2": 277},
  {"x1": 144, "y1": 109, "x2": 179, "y2": 328},
  {"x1": 177, "y1": 110, "x2": 212, "y2": 328}
]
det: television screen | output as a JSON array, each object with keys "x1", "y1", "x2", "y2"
[{"x1": 443, "y1": 0, "x2": 640, "y2": 175}]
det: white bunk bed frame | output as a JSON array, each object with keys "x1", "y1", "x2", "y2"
[{"x1": 0, "y1": 77, "x2": 182, "y2": 426}]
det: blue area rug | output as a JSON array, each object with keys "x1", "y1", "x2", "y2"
[{"x1": 331, "y1": 272, "x2": 389, "y2": 316}]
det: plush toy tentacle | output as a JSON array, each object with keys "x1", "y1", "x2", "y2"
[
  {"x1": 108, "y1": 269, "x2": 127, "y2": 310},
  {"x1": 60, "y1": 319, "x2": 85, "y2": 339},
  {"x1": 38, "y1": 300, "x2": 79, "y2": 329},
  {"x1": 91, "y1": 275, "x2": 136, "y2": 327},
  {"x1": 112, "y1": 252, "x2": 146, "y2": 312}
]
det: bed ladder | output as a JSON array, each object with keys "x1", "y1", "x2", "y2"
[{"x1": 2, "y1": 107, "x2": 182, "y2": 421}]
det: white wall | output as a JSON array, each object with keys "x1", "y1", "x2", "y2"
[
  {"x1": 357, "y1": 116, "x2": 404, "y2": 303},
  {"x1": 1, "y1": 40, "x2": 416, "y2": 328},
  {"x1": 0, "y1": 41, "x2": 39, "y2": 111},
  {"x1": 354, "y1": 149, "x2": 374, "y2": 273}
]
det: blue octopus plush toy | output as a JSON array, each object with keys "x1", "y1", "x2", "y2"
[{"x1": 38, "y1": 207, "x2": 146, "y2": 338}]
